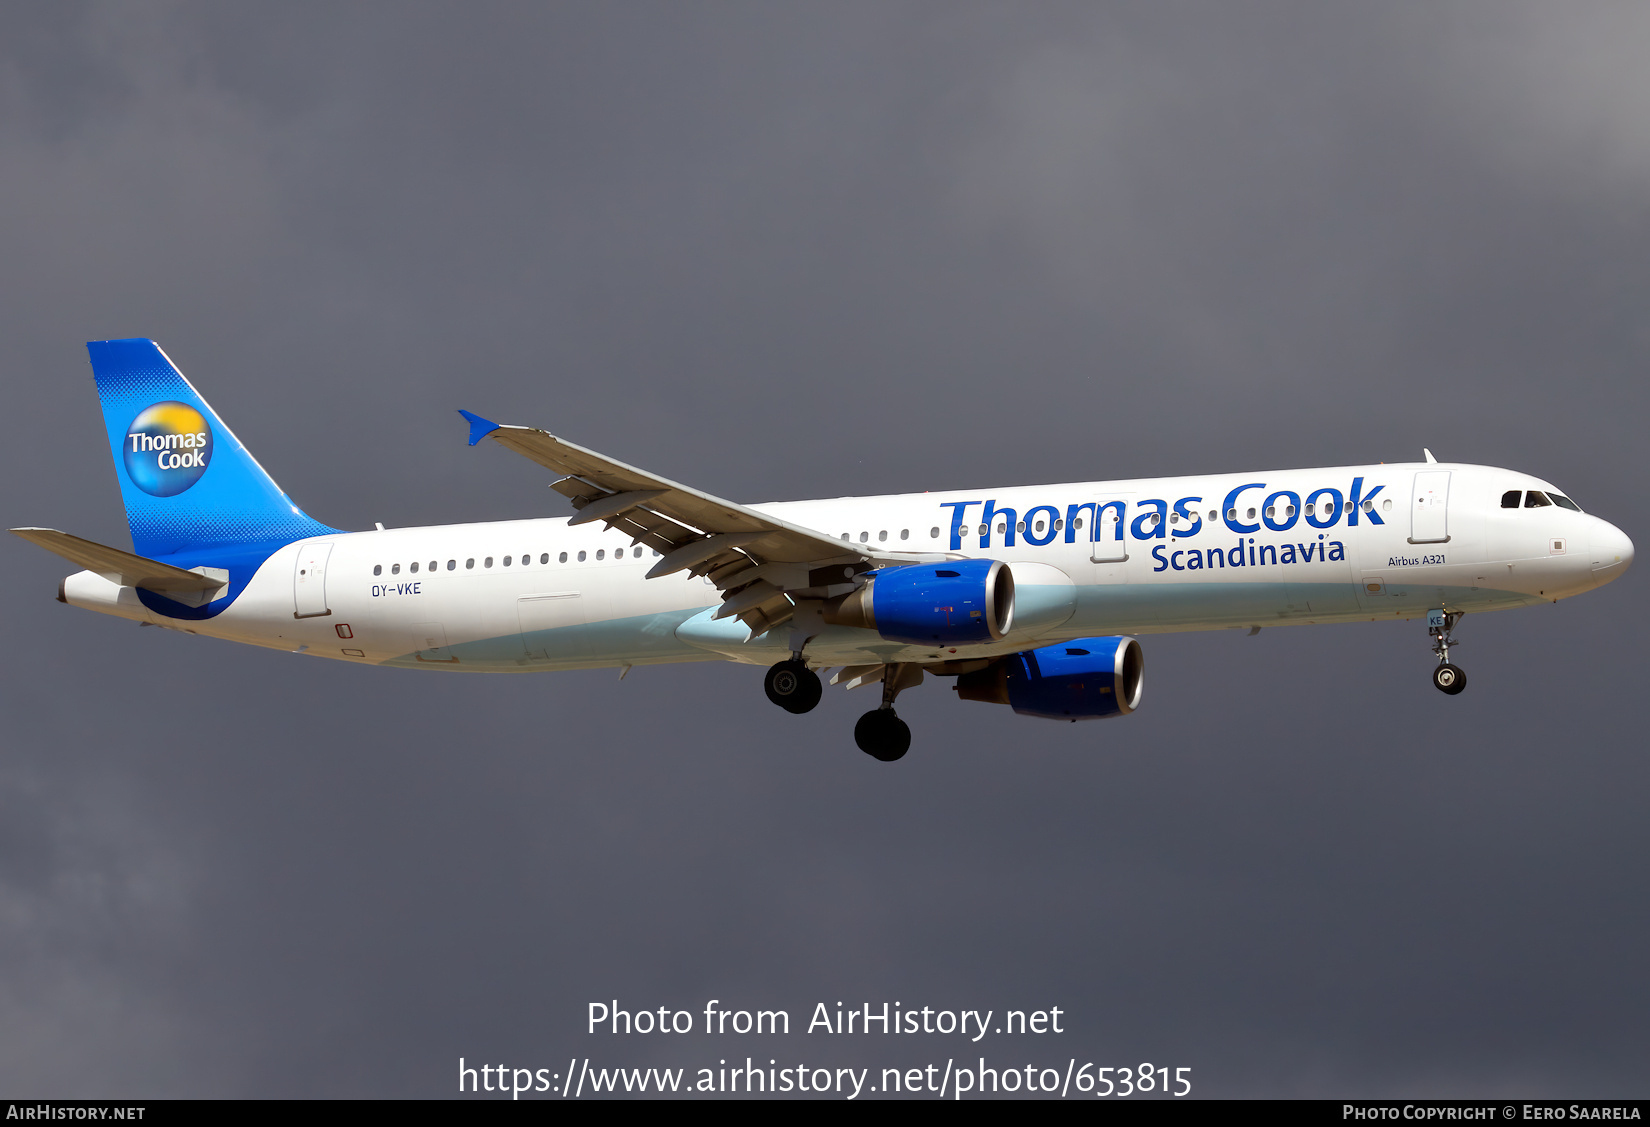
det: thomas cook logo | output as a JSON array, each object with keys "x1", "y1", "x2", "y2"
[{"x1": 124, "y1": 402, "x2": 213, "y2": 497}]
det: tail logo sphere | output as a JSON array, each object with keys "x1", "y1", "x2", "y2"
[{"x1": 123, "y1": 401, "x2": 212, "y2": 497}]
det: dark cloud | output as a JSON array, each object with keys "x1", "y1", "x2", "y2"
[{"x1": 1, "y1": 2, "x2": 1645, "y2": 1097}]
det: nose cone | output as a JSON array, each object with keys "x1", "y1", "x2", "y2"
[{"x1": 1589, "y1": 519, "x2": 1634, "y2": 584}]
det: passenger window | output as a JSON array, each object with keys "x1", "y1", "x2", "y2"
[
  {"x1": 1525, "y1": 491, "x2": 1551, "y2": 508},
  {"x1": 596, "y1": 549, "x2": 605, "y2": 560},
  {"x1": 429, "y1": 561, "x2": 437, "y2": 572},
  {"x1": 1054, "y1": 518, "x2": 1063, "y2": 531},
  {"x1": 391, "y1": 563, "x2": 400, "y2": 574},
  {"x1": 410, "y1": 562, "x2": 419, "y2": 573},
  {"x1": 634, "y1": 546, "x2": 643, "y2": 558},
  {"x1": 1344, "y1": 501, "x2": 1353, "y2": 513},
  {"x1": 1225, "y1": 508, "x2": 1236, "y2": 521},
  {"x1": 929, "y1": 527, "x2": 940, "y2": 539},
  {"x1": 465, "y1": 558, "x2": 475, "y2": 569},
  {"x1": 1016, "y1": 521, "x2": 1026, "y2": 533},
  {"x1": 1380, "y1": 500, "x2": 1390, "y2": 512},
  {"x1": 900, "y1": 529, "x2": 909, "y2": 540},
  {"x1": 878, "y1": 530, "x2": 887, "y2": 542},
  {"x1": 1246, "y1": 507, "x2": 1256, "y2": 520},
  {"x1": 1208, "y1": 510, "x2": 1218, "y2": 521},
  {"x1": 577, "y1": 551, "x2": 586, "y2": 562},
  {"x1": 373, "y1": 564, "x2": 382, "y2": 576},
  {"x1": 997, "y1": 522, "x2": 1006, "y2": 534},
  {"x1": 1501, "y1": 490, "x2": 1522, "y2": 508},
  {"x1": 503, "y1": 556, "x2": 512, "y2": 566},
  {"x1": 1073, "y1": 518, "x2": 1084, "y2": 530},
  {"x1": 484, "y1": 556, "x2": 494, "y2": 568},
  {"x1": 1034, "y1": 520, "x2": 1045, "y2": 533},
  {"x1": 558, "y1": 552, "x2": 567, "y2": 563},
  {"x1": 540, "y1": 553, "x2": 549, "y2": 564},
  {"x1": 447, "y1": 560, "x2": 456, "y2": 570}
]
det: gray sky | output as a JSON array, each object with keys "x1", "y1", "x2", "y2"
[{"x1": 2, "y1": 1, "x2": 1645, "y2": 1097}]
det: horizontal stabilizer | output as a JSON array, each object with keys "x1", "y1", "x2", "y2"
[{"x1": 10, "y1": 528, "x2": 228, "y2": 595}]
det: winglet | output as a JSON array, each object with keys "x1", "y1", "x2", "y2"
[{"x1": 458, "y1": 410, "x2": 501, "y2": 447}]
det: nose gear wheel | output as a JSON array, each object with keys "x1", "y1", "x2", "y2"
[
  {"x1": 1428, "y1": 610, "x2": 1466, "y2": 695},
  {"x1": 1432, "y1": 663, "x2": 1466, "y2": 694}
]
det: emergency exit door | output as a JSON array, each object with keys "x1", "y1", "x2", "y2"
[{"x1": 1088, "y1": 496, "x2": 1131, "y2": 564}]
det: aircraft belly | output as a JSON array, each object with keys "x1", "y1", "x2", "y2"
[{"x1": 377, "y1": 608, "x2": 714, "y2": 671}]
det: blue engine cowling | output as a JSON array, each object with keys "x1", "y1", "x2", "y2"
[
  {"x1": 827, "y1": 558, "x2": 1014, "y2": 645},
  {"x1": 955, "y1": 636, "x2": 1144, "y2": 720}
]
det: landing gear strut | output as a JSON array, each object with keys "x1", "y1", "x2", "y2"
[
  {"x1": 854, "y1": 665, "x2": 916, "y2": 762},
  {"x1": 764, "y1": 658, "x2": 822, "y2": 714},
  {"x1": 1429, "y1": 609, "x2": 1466, "y2": 695}
]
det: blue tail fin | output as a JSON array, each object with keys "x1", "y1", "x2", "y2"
[{"x1": 87, "y1": 339, "x2": 337, "y2": 563}]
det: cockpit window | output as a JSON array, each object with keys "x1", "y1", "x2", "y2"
[
  {"x1": 1549, "y1": 493, "x2": 1581, "y2": 512},
  {"x1": 1524, "y1": 491, "x2": 1551, "y2": 508},
  {"x1": 1501, "y1": 490, "x2": 1522, "y2": 508}
]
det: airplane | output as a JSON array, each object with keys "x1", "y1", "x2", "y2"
[{"x1": 13, "y1": 339, "x2": 1635, "y2": 761}]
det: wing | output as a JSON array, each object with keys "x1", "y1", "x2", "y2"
[
  {"x1": 10, "y1": 528, "x2": 228, "y2": 595},
  {"x1": 459, "y1": 411, "x2": 956, "y2": 636}
]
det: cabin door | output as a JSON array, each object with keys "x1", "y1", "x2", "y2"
[
  {"x1": 293, "y1": 542, "x2": 333, "y2": 618},
  {"x1": 1410, "y1": 471, "x2": 1452, "y2": 544}
]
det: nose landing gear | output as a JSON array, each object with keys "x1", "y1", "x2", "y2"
[{"x1": 1429, "y1": 609, "x2": 1466, "y2": 695}]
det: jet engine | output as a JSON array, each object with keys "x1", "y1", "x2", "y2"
[
  {"x1": 825, "y1": 559, "x2": 1014, "y2": 645},
  {"x1": 954, "y1": 635, "x2": 1144, "y2": 720}
]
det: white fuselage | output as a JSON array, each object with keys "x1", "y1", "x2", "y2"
[{"x1": 61, "y1": 462, "x2": 1634, "y2": 672}]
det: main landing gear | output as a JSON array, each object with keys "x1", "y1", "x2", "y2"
[
  {"x1": 764, "y1": 658, "x2": 822, "y2": 714},
  {"x1": 855, "y1": 710, "x2": 910, "y2": 763},
  {"x1": 1429, "y1": 609, "x2": 1466, "y2": 695},
  {"x1": 763, "y1": 656, "x2": 915, "y2": 761},
  {"x1": 854, "y1": 665, "x2": 919, "y2": 763}
]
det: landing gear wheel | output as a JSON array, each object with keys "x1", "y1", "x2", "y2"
[
  {"x1": 1432, "y1": 663, "x2": 1467, "y2": 695},
  {"x1": 854, "y1": 709, "x2": 911, "y2": 762},
  {"x1": 764, "y1": 660, "x2": 822, "y2": 713}
]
